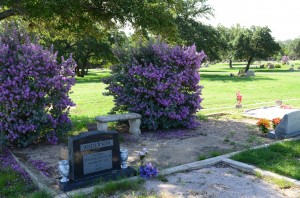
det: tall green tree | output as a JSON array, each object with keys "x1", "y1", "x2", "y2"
[
  {"x1": 0, "y1": 0, "x2": 212, "y2": 39},
  {"x1": 232, "y1": 26, "x2": 280, "y2": 72},
  {"x1": 176, "y1": 17, "x2": 227, "y2": 61}
]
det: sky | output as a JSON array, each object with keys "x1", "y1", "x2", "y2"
[{"x1": 202, "y1": 0, "x2": 300, "y2": 41}]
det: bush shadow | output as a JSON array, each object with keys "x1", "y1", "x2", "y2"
[{"x1": 200, "y1": 74, "x2": 274, "y2": 82}]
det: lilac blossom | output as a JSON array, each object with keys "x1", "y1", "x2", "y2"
[
  {"x1": 103, "y1": 39, "x2": 206, "y2": 130},
  {"x1": 0, "y1": 23, "x2": 76, "y2": 147},
  {"x1": 30, "y1": 160, "x2": 54, "y2": 177},
  {"x1": 0, "y1": 147, "x2": 30, "y2": 180}
]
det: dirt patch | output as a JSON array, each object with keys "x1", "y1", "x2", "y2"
[{"x1": 12, "y1": 116, "x2": 273, "y2": 181}]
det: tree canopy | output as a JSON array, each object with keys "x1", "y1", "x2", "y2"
[
  {"x1": 279, "y1": 38, "x2": 300, "y2": 59},
  {"x1": 231, "y1": 26, "x2": 281, "y2": 72},
  {"x1": 1, "y1": 1, "x2": 213, "y2": 76},
  {"x1": 176, "y1": 17, "x2": 227, "y2": 61},
  {"x1": 0, "y1": 0, "x2": 212, "y2": 38}
]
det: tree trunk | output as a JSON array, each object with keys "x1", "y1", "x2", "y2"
[
  {"x1": 80, "y1": 67, "x2": 85, "y2": 77},
  {"x1": 0, "y1": 10, "x2": 16, "y2": 21},
  {"x1": 229, "y1": 59, "x2": 232, "y2": 68},
  {"x1": 75, "y1": 66, "x2": 80, "y2": 76},
  {"x1": 245, "y1": 56, "x2": 253, "y2": 72}
]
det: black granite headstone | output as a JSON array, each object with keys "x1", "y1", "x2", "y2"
[
  {"x1": 59, "y1": 130, "x2": 136, "y2": 191},
  {"x1": 68, "y1": 130, "x2": 121, "y2": 181}
]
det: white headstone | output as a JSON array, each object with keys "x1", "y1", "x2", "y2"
[{"x1": 268, "y1": 111, "x2": 300, "y2": 139}]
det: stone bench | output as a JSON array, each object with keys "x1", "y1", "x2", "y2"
[{"x1": 95, "y1": 113, "x2": 142, "y2": 136}]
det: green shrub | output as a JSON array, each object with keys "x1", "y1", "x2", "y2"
[{"x1": 274, "y1": 64, "x2": 281, "y2": 68}]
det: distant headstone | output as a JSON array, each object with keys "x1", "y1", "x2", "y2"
[
  {"x1": 267, "y1": 63, "x2": 274, "y2": 69},
  {"x1": 268, "y1": 111, "x2": 300, "y2": 139},
  {"x1": 245, "y1": 70, "x2": 255, "y2": 76}
]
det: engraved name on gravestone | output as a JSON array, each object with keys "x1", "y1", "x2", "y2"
[
  {"x1": 68, "y1": 130, "x2": 120, "y2": 181},
  {"x1": 275, "y1": 111, "x2": 300, "y2": 138}
]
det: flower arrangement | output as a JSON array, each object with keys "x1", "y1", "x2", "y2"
[
  {"x1": 138, "y1": 148, "x2": 149, "y2": 165},
  {"x1": 280, "y1": 105, "x2": 292, "y2": 109},
  {"x1": 139, "y1": 163, "x2": 159, "y2": 179},
  {"x1": 272, "y1": 118, "x2": 281, "y2": 129},
  {"x1": 256, "y1": 118, "x2": 270, "y2": 134},
  {"x1": 138, "y1": 148, "x2": 158, "y2": 179},
  {"x1": 236, "y1": 91, "x2": 242, "y2": 104}
]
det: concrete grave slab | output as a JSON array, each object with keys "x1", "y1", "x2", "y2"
[{"x1": 244, "y1": 106, "x2": 299, "y2": 120}]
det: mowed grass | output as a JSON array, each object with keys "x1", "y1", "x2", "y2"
[
  {"x1": 200, "y1": 62, "x2": 300, "y2": 114},
  {"x1": 70, "y1": 69, "x2": 114, "y2": 134},
  {"x1": 231, "y1": 140, "x2": 300, "y2": 180},
  {"x1": 69, "y1": 62, "x2": 300, "y2": 133}
]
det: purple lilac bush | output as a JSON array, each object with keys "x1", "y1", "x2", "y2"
[
  {"x1": 103, "y1": 40, "x2": 206, "y2": 130},
  {"x1": 0, "y1": 24, "x2": 76, "y2": 147}
]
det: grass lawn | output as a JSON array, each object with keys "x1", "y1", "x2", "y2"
[
  {"x1": 69, "y1": 62, "x2": 300, "y2": 133},
  {"x1": 0, "y1": 168, "x2": 51, "y2": 198},
  {"x1": 199, "y1": 61, "x2": 300, "y2": 114},
  {"x1": 231, "y1": 140, "x2": 300, "y2": 180}
]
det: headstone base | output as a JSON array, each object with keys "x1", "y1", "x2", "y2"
[
  {"x1": 59, "y1": 167, "x2": 137, "y2": 192},
  {"x1": 267, "y1": 130, "x2": 300, "y2": 139},
  {"x1": 267, "y1": 131, "x2": 278, "y2": 139},
  {"x1": 236, "y1": 104, "x2": 242, "y2": 109}
]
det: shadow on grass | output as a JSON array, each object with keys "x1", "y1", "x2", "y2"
[
  {"x1": 75, "y1": 71, "x2": 111, "y2": 84},
  {"x1": 200, "y1": 74, "x2": 274, "y2": 82},
  {"x1": 253, "y1": 69, "x2": 300, "y2": 73},
  {"x1": 70, "y1": 115, "x2": 95, "y2": 136}
]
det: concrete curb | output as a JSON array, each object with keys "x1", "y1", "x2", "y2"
[{"x1": 10, "y1": 150, "x2": 62, "y2": 196}]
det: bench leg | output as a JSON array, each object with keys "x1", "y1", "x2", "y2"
[
  {"x1": 97, "y1": 122, "x2": 108, "y2": 131},
  {"x1": 129, "y1": 119, "x2": 141, "y2": 136}
]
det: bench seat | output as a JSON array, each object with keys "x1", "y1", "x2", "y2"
[{"x1": 95, "y1": 113, "x2": 142, "y2": 136}]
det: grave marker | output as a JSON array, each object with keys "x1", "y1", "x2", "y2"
[
  {"x1": 59, "y1": 130, "x2": 136, "y2": 191},
  {"x1": 68, "y1": 130, "x2": 120, "y2": 181},
  {"x1": 268, "y1": 111, "x2": 300, "y2": 139}
]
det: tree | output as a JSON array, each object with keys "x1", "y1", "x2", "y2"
[
  {"x1": 176, "y1": 17, "x2": 227, "y2": 61},
  {"x1": 43, "y1": 28, "x2": 122, "y2": 77},
  {"x1": 278, "y1": 38, "x2": 300, "y2": 60},
  {"x1": 1, "y1": 0, "x2": 212, "y2": 39},
  {"x1": 232, "y1": 26, "x2": 281, "y2": 72},
  {"x1": 217, "y1": 25, "x2": 244, "y2": 68}
]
